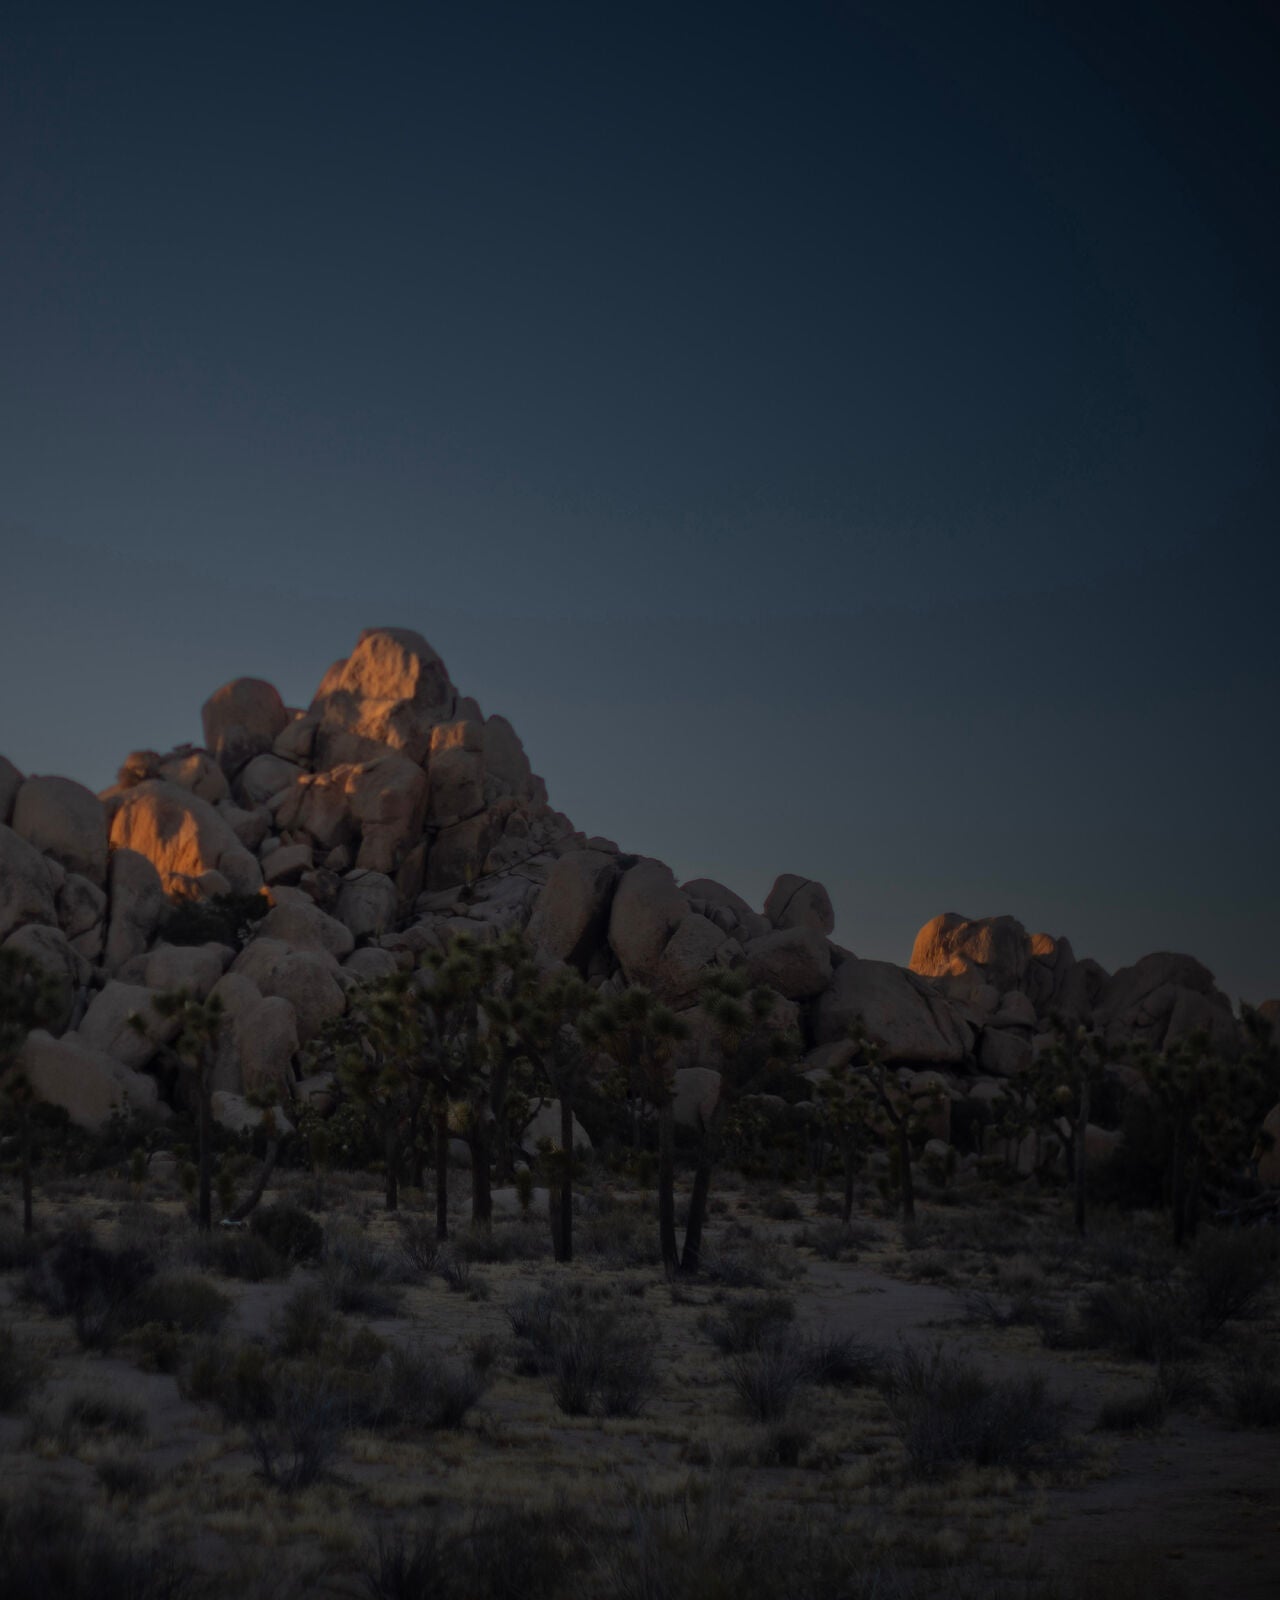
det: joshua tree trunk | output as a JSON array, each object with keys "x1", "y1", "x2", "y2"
[
  {"x1": 197, "y1": 1060, "x2": 213, "y2": 1232},
  {"x1": 471, "y1": 1117, "x2": 492, "y2": 1226},
  {"x1": 1074, "y1": 1076, "x2": 1090, "y2": 1236},
  {"x1": 658, "y1": 1101, "x2": 678, "y2": 1274},
  {"x1": 557, "y1": 1095, "x2": 574, "y2": 1263},
  {"x1": 228, "y1": 1139, "x2": 282, "y2": 1222},
  {"x1": 1172, "y1": 1119, "x2": 1188, "y2": 1248},
  {"x1": 681, "y1": 1105, "x2": 726, "y2": 1275},
  {"x1": 897, "y1": 1120, "x2": 915, "y2": 1223},
  {"x1": 20, "y1": 1106, "x2": 33, "y2": 1236},
  {"x1": 435, "y1": 1107, "x2": 449, "y2": 1241},
  {"x1": 384, "y1": 1122, "x2": 399, "y2": 1213}
]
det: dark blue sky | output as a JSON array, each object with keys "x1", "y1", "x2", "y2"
[{"x1": 2, "y1": 3, "x2": 1277, "y2": 1002}]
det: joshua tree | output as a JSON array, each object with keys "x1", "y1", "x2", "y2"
[
  {"x1": 814, "y1": 1050, "x2": 868, "y2": 1225},
  {"x1": 834, "y1": 1021, "x2": 944, "y2": 1224},
  {"x1": 151, "y1": 989, "x2": 225, "y2": 1231},
  {"x1": 583, "y1": 986, "x2": 690, "y2": 1273},
  {"x1": 495, "y1": 960, "x2": 601, "y2": 1261},
  {"x1": 307, "y1": 974, "x2": 421, "y2": 1213},
  {"x1": 1035, "y1": 1019, "x2": 1116, "y2": 1236},
  {"x1": 0, "y1": 947, "x2": 63, "y2": 1234},
  {"x1": 679, "y1": 970, "x2": 800, "y2": 1274}
]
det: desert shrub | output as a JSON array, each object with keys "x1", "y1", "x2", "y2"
[
  {"x1": 182, "y1": 1336, "x2": 276, "y2": 1423},
  {"x1": 396, "y1": 1214, "x2": 440, "y2": 1277},
  {"x1": 378, "y1": 1342, "x2": 488, "y2": 1432},
  {"x1": 0, "y1": 1326, "x2": 44, "y2": 1410},
  {"x1": 252, "y1": 1202, "x2": 324, "y2": 1264},
  {"x1": 1076, "y1": 1281, "x2": 1191, "y2": 1362},
  {"x1": 1096, "y1": 1383, "x2": 1168, "y2": 1433},
  {"x1": 962, "y1": 1288, "x2": 1050, "y2": 1330},
  {"x1": 247, "y1": 1365, "x2": 344, "y2": 1489},
  {"x1": 24, "y1": 1229, "x2": 157, "y2": 1350},
  {"x1": 437, "y1": 1252, "x2": 474, "y2": 1294},
  {"x1": 361, "y1": 1523, "x2": 452, "y2": 1600},
  {"x1": 457, "y1": 1222, "x2": 546, "y2": 1264},
  {"x1": 127, "y1": 1274, "x2": 232, "y2": 1336},
  {"x1": 800, "y1": 1328, "x2": 884, "y2": 1388},
  {"x1": 0, "y1": 1223, "x2": 43, "y2": 1273},
  {"x1": 727, "y1": 1330, "x2": 808, "y2": 1422},
  {"x1": 699, "y1": 1233, "x2": 794, "y2": 1288},
  {"x1": 27, "y1": 1390, "x2": 148, "y2": 1453},
  {"x1": 509, "y1": 1282, "x2": 657, "y2": 1416},
  {"x1": 756, "y1": 1418, "x2": 812, "y2": 1467},
  {"x1": 795, "y1": 1220, "x2": 861, "y2": 1262},
  {"x1": 577, "y1": 1200, "x2": 660, "y2": 1267},
  {"x1": 761, "y1": 1192, "x2": 803, "y2": 1222},
  {"x1": 1185, "y1": 1228, "x2": 1277, "y2": 1335},
  {"x1": 1223, "y1": 1346, "x2": 1280, "y2": 1428},
  {"x1": 322, "y1": 1224, "x2": 403, "y2": 1315},
  {"x1": 0, "y1": 1495, "x2": 194, "y2": 1599},
  {"x1": 701, "y1": 1293, "x2": 795, "y2": 1355},
  {"x1": 95, "y1": 1453, "x2": 155, "y2": 1502},
  {"x1": 194, "y1": 1228, "x2": 288, "y2": 1281},
  {"x1": 163, "y1": 891, "x2": 268, "y2": 951},
  {"x1": 883, "y1": 1343, "x2": 1071, "y2": 1479},
  {"x1": 464, "y1": 1504, "x2": 579, "y2": 1600},
  {"x1": 275, "y1": 1283, "x2": 340, "y2": 1357}
]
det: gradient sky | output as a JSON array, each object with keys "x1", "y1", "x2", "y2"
[{"x1": 2, "y1": 3, "x2": 1277, "y2": 1003}]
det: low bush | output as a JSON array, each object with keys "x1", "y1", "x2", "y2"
[
  {"x1": 378, "y1": 1341, "x2": 488, "y2": 1432},
  {"x1": 794, "y1": 1221, "x2": 861, "y2": 1262},
  {"x1": 727, "y1": 1330, "x2": 808, "y2": 1422},
  {"x1": 251, "y1": 1202, "x2": 323, "y2": 1264},
  {"x1": 127, "y1": 1274, "x2": 232, "y2": 1336},
  {"x1": 883, "y1": 1343, "x2": 1071, "y2": 1479},
  {"x1": 247, "y1": 1365, "x2": 344, "y2": 1490},
  {"x1": 95, "y1": 1453, "x2": 155, "y2": 1502},
  {"x1": 700, "y1": 1293, "x2": 795, "y2": 1355},
  {"x1": 1224, "y1": 1346, "x2": 1280, "y2": 1428},
  {"x1": 194, "y1": 1228, "x2": 288, "y2": 1282},
  {"x1": 1096, "y1": 1383, "x2": 1168, "y2": 1433},
  {"x1": 761, "y1": 1192, "x2": 803, "y2": 1221},
  {"x1": 275, "y1": 1283, "x2": 339, "y2": 1358},
  {"x1": 24, "y1": 1229, "x2": 158, "y2": 1350},
  {"x1": 1185, "y1": 1228, "x2": 1277, "y2": 1336},
  {"x1": 509, "y1": 1282, "x2": 657, "y2": 1417},
  {"x1": 0, "y1": 1326, "x2": 44, "y2": 1411},
  {"x1": 1076, "y1": 1281, "x2": 1191, "y2": 1363},
  {"x1": 0, "y1": 1495, "x2": 194, "y2": 1600},
  {"x1": 799, "y1": 1328, "x2": 883, "y2": 1388},
  {"x1": 27, "y1": 1390, "x2": 148, "y2": 1453},
  {"x1": 396, "y1": 1214, "x2": 440, "y2": 1277},
  {"x1": 322, "y1": 1225, "x2": 403, "y2": 1316}
]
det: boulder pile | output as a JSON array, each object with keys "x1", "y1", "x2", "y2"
[{"x1": 1, "y1": 627, "x2": 1274, "y2": 1173}]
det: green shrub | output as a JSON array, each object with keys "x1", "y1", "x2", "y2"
[
  {"x1": 884, "y1": 1343, "x2": 1071, "y2": 1479},
  {"x1": 127, "y1": 1274, "x2": 232, "y2": 1335},
  {"x1": 0, "y1": 1326, "x2": 44, "y2": 1411},
  {"x1": 24, "y1": 1229, "x2": 158, "y2": 1350},
  {"x1": 700, "y1": 1293, "x2": 795, "y2": 1355},
  {"x1": 251, "y1": 1203, "x2": 323, "y2": 1264},
  {"x1": 0, "y1": 1496, "x2": 193, "y2": 1599},
  {"x1": 1186, "y1": 1228, "x2": 1278, "y2": 1336},
  {"x1": 247, "y1": 1365, "x2": 344, "y2": 1490},
  {"x1": 194, "y1": 1229, "x2": 288, "y2": 1282},
  {"x1": 378, "y1": 1342, "x2": 488, "y2": 1432}
]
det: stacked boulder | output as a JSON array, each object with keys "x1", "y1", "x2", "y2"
[{"x1": 1, "y1": 626, "x2": 1274, "y2": 1179}]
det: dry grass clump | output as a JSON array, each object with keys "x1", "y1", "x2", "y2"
[
  {"x1": 0, "y1": 1326, "x2": 44, "y2": 1411},
  {"x1": 0, "y1": 1494, "x2": 194, "y2": 1599},
  {"x1": 360, "y1": 1502, "x2": 582, "y2": 1600},
  {"x1": 26, "y1": 1388, "x2": 148, "y2": 1453},
  {"x1": 883, "y1": 1344, "x2": 1071, "y2": 1480},
  {"x1": 508, "y1": 1280, "x2": 658, "y2": 1417},
  {"x1": 321, "y1": 1221, "x2": 404, "y2": 1315}
]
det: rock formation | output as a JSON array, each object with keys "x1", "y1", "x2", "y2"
[{"x1": 1, "y1": 625, "x2": 1274, "y2": 1172}]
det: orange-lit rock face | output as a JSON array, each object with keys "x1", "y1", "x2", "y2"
[
  {"x1": 909, "y1": 912, "x2": 1031, "y2": 995},
  {"x1": 309, "y1": 627, "x2": 457, "y2": 766},
  {"x1": 108, "y1": 780, "x2": 263, "y2": 899}
]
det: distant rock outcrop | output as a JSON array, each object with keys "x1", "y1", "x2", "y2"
[{"x1": 0, "y1": 624, "x2": 1272, "y2": 1183}]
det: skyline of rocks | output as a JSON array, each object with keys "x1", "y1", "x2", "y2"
[{"x1": 2, "y1": 626, "x2": 1274, "y2": 1157}]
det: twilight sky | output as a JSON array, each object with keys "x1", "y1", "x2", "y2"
[{"x1": 2, "y1": 3, "x2": 1277, "y2": 1003}]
